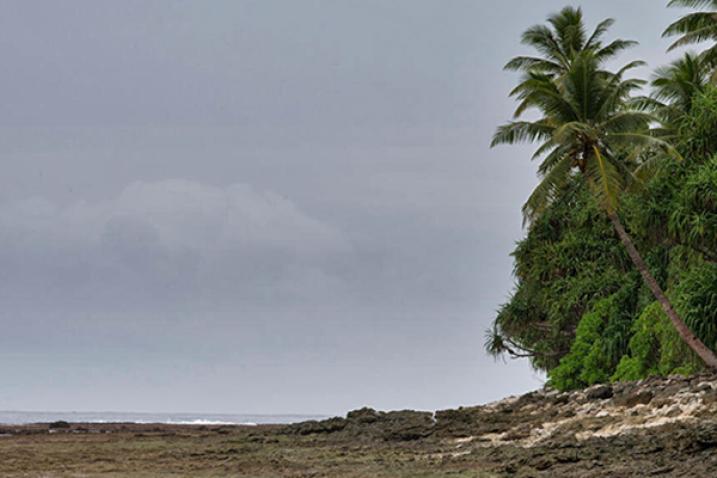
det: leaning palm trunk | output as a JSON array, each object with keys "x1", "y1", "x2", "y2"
[{"x1": 607, "y1": 211, "x2": 717, "y2": 369}]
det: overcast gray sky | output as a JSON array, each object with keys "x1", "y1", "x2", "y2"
[{"x1": 0, "y1": 1, "x2": 687, "y2": 415}]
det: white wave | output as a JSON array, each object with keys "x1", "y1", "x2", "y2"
[{"x1": 163, "y1": 419, "x2": 257, "y2": 426}]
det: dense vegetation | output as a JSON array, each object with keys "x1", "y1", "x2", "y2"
[{"x1": 488, "y1": 3, "x2": 717, "y2": 390}]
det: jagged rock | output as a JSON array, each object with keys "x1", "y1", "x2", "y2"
[
  {"x1": 551, "y1": 393, "x2": 570, "y2": 405},
  {"x1": 346, "y1": 407, "x2": 380, "y2": 424},
  {"x1": 279, "y1": 374, "x2": 717, "y2": 475},
  {"x1": 376, "y1": 411, "x2": 434, "y2": 441},
  {"x1": 695, "y1": 423, "x2": 717, "y2": 448},
  {"x1": 289, "y1": 407, "x2": 433, "y2": 441},
  {"x1": 615, "y1": 389, "x2": 654, "y2": 408},
  {"x1": 433, "y1": 407, "x2": 483, "y2": 437},
  {"x1": 289, "y1": 417, "x2": 347, "y2": 435},
  {"x1": 703, "y1": 391, "x2": 717, "y2": 406},
  {"x1": 585, "y1": 385, "x2": 614, "y2": 400}
]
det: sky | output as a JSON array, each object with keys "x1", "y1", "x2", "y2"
[{"x1": 0, "y1": 1, "x2": 690, "y2": 416}]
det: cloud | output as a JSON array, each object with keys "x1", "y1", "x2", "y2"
[{"x1": 0, "y1": 179, "x2": 352, "y2": 307}]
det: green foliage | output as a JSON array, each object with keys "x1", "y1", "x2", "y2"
[
  {"x1": 670, "y1": 155, "x2": 717, "y2": 256},
  {"x1": 492, "y1": 11, "x2": 679, "y2": 222},
  {"x1": 612, "y1": 302, "x2": 700, "y2": 381},
  {"x1": 547, "y1": 262, "x2": 716, "y2": 390},
  {"x1": 674, "y1": 263, "x2": 717, "y2": 351},
  {"x1": 489, "y1": 184, "x2": 635, "y2": 371},
  {"x1": 504, "y1": 6, "x2": 636, "y2": 76},
  {"x1": 490, "y1": 6, "x2": 717, "y2": 390},
  {"x1": 677, "y1": 86, "x2": 717, "y2": 160},
  {"x1": 492, "y1": 48, "x2": 678, "y2": 220},
  {"x1": 664, "y1": 0, "x2": 717, "y2": 67},
  {"x1": 548, "y1": 296, "x2": 620, "y2": 390}
]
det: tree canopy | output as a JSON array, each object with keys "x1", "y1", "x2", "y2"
[{"x1": 489, "y1": 3, "x2": 717, "y2": 390}]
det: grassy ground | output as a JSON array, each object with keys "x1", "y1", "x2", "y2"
[{"x1": 0, "y1": 424, "x2": 497, "y2": 478}]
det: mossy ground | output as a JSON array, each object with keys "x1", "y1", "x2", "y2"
[{"x1": 0, "y1": 423, "x2": 497, "y2": 478}]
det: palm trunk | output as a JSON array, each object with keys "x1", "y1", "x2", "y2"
[{"x1": 607, "y1": 211, "x2": 717, "y2": 369}]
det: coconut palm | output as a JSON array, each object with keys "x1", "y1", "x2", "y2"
[
  {"x1": 505, "y1": 6, "x2": 637, "y2": 74},
  {"x1": 664, "y1": 0, "x2": 717, "y2": 68},
  {"x1": 653, "y1": 53, "x2": 711, "y2": 110},
  {"x1": 506, "y1": 6, "x2": 637, "y2": 118},
  {"x1": 492, "y1": 50, "x2": 717, "y2": 369},
  {"x1": 640, "y1": 53, "x2": 712, "y2": 138}
]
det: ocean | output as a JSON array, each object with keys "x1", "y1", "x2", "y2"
[{"x1": 0, "y1": 410, "x2": 327, "y2": 426}]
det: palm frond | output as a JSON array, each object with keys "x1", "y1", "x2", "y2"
[
  {"x1": 495, "y1": 12, "x2": 683, "y2": 226},
  {"x1": 587, "y1": 146, "x2": 622, "y2": 212},
  {"x1": 504, "y1": 56, "x2": 562, "y2": 73},
  {"x1": 523, "y1": 154, "x2": 575, "y2": 223},
  {"x1": 668, "y1": 0, "x2": 717, "y2": 8},
  {"x1": 491, "y1": 121, "x2": 554, "y2": 147},
  {"x1": 600, "y1": 111, "x2": 654, "y2": 133},
  {"x1": 585, "y1": 18, "x2": 615, "y2": 50},
  {"x1": 630, "y1": 95, "x2": 665, "y2": 112},
  {"x1": 595, "y1": 39, "x2": 639, "y2": 61},
  {"x1": 537, "y1": 144, "x2": 573, "y2": 174},
  {"x1": 605, "y1": 133, "x2": 684, "y2": 162},
  {"x1": 630, "y1": 154, "x2": 668, "y2": 190}
]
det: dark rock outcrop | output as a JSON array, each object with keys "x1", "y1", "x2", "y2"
[
  {"x1": 283, "y1": 374, "x2": 717, "y2": 476},
  {"x1": 288, "y1": 407, "x2": 433, "y2": 441},
  {"x1": 585, "y1": 384, "x2": 614, "y2": 400}
]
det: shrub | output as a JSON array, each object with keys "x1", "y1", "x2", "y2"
[
  {"x1": 548, "y1": 296, "x2": 621, "y2": 391},
  {"x1": 673, "y1": 263, "x2": 717, "y2": 352},
  {"x1": 670, "y1": 156, "x2": 717, "y2": 258},
  {"x1": 612, "y1": 301, "x2": 700, "y2": 382}
]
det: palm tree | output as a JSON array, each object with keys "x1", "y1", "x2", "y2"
[
  {"x1": 492, "y1": 50, "x2": 717, "y2": 369},
  {"x1": 505, "y1": 6, "x2": 637, "y2": 119},
  {"x1": 505, "y1": 6, "x2": 636, "y2": 79},
  {"x1": 664, "y1": 0, "x2": 717, "y2": 69},
  {"x1": 640, "y1": 53, "x2": 712, "y2": 138},
  {"x1": 653, "y1": 53, "x2": 711, "y2": 110}
]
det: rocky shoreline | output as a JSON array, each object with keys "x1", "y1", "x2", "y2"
[
  {"x1": 286, "y1": 373, "x2": 717, "y2": 476},
  {"x1": 2, "y1": 375, "x2": 717, "y2": 476}
]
